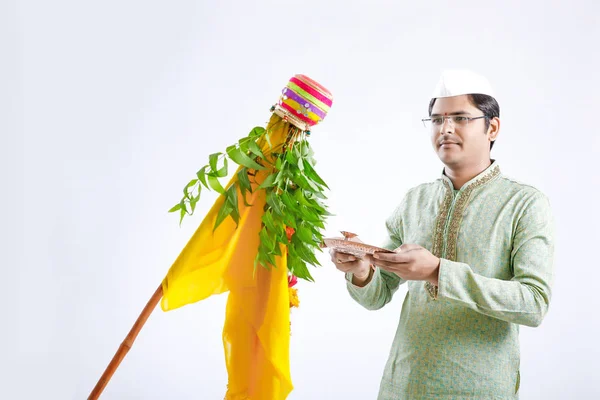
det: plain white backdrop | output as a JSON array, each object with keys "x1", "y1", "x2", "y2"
[{"x1": 7, "y1": 0, "x2": 600, "y2": 398}]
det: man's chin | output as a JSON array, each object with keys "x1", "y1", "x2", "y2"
[{"x1": 437, "y1": 152, "x2": 462, "y2": 167}]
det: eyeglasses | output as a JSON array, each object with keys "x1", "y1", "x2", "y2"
[{"x1": 421, "y1": 115, "x2": 488, "y2": 130}]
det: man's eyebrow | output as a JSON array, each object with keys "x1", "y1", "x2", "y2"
[{"x1": 430, "y1": 111, "x2": 472, "y2": 117}]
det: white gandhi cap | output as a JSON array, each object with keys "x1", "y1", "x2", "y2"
[{"x1": 431, "y1": 69, "x2": 495, "y2": 99}]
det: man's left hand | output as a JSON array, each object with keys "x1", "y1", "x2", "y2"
[{"x1": 369, "y1": 244, "x2": 441, "y2": 285}]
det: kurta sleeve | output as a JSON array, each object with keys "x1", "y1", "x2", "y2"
[
  {"x1": 345, "y1": 205, "x2": 407, "y2": 310},
  {"x1": 437, "y1": 192, "x2": 555, "y2": 327}
]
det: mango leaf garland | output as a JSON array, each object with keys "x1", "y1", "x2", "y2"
[{"x1": 170, "y1": 124, "x2": 331, "y2": 282}]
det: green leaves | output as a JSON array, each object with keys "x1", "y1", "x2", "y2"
[
  {"x1": 249, "y1": 127, "x2": 266, "y2": 138},
  {"x1": 172, "y1": 129, "x2": 271, "y2": 225},
  {"x1": 208, "y1": 173, "x2": 225, "y2": 194},
  {"x1": 247, "y1": 140, "x2": 265, "y2": 161},
  {"x1": 209, "y1": 152, "x2": 221, "y2": 173},
  {"x1": 227, "y1": 145, "x2": 265, "y2": 171},
  {"x1": 258, "y1": 173, "x2": 276, "y2": 189},
  {"x1": 303, "y1": 158, "x2": 329, "y2": 189},
  {"x1": 171, "y1": 129, "x2": 332, "y2": 284},
  {"x1": 252, "y1": 139, "x2": 332, "y2": 280},
  {"x1": 196, "y1": 167, "x2": 209, "y2": 188},
  {"x1": 213, "y1": 183, "x2": 241, "y2": 231},
  {"x1": 184, "y1": 179, "x2": 198, "y2": 199},
  {"x1": 237, "y1": 168, "x2": 253, "y2": 206},
  {"x1": 168, "y1": 203, "x2": 182, "y2": 212}
]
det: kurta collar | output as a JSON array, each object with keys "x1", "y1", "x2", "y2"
[{"x1": 441, "y1": 160, "x2": 501, "y2": 192}]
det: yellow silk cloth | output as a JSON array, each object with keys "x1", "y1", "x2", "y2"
[{"x1": 161, "y1": 114, "x2": 293, "y2": 399}]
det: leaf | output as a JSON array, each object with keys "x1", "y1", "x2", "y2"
[
  {"x1": 214, "y1": 201, "x2": 234, "y2": 231},
  {"x1": 230, "y1": 204, "x2": 240, "y2": 225},
  {"x1": 227, "y1": 145, "x2": 266, "y2": 171},
  {"x1": 280, "y1": 191, "x2": 298, "y2": 213},
  {"x1": 247, "y1": 140, "x2": 265, "y2": 160},
  {"x1": 293, "y1": 189, "x2": 311, "y2": 208},
  {"x1": 168, "y1": 203, "x2": 181, "y2": 213},
  {"x1": 291, "y1": 257, "x2": 314, "y2": 282},
  {"x1": 293, "y1": 237, "x2": 321, "y2": 266},
  {"x1": 287, "y1": 247, "x2": 314, "y2": 282},
  {"x1": 225, "y1": 184, "x2": 240, "y2": 226},
  {"x1": 299, "y1": 206, "x2": 320, "y2": 223},
  {"x1": 184, "y1": 179, "x2": 198, "y2": 199},
  {"x1": 226, "y1": 184, "x2": 238, "y2": 207},
  {"x1": 270, "y1": 242, "x2": 283, "y2": 257},
  {"x1": 249, "y1": 126, "x2": 266, "y2": 138},
  {"x1": 295, "y1": 223, "x2": 314, "y2": 243},
  {"x1": 215, "y1": 157, "x2": 228, "y2": 178},
  {"x1": 237, "y1": 168, "x2": 253, "y2": 193},
  {"x1": 209, "y1": 153, "x2": 222, "y2": 173},
  {"x1": 237, "y1": 169, "x2": 253, "y2": 206},
  {"x1": 262, "y1": 210, "x2": 277, "y2": 233},
  {"x1": 275, "y1": 230, "x2": 290, "y2": 246},
  {"x1": 285, "y1": 149, "x2": 297, "y2": 166},
  {"x1": 266, "y1": 191, "x2": 284, "y2": 217},
  {"x1": 238, "y1": 138, "x2": 250, "y2": 153},
  {"x1": 302, "y1": 173, "x2": 321, "y2": 192},
  {"x1": 293, "y1": 144, "x2": 302, "y2": 160},
  {"x1": 283, "y1": 212, "x2": 297, "y2": 229},
  {"x1": 301, "y1": 140, "x2": 310, "y2": 157},
  {"x1": 303, "y1": 160, "x2": 329, "y2": 189},
  {"x1": 263, "y1": 251, "x2": 276, "y2": 269},
  {"x1": 196, "y1": 167, "x2": 209, "y2": 188},
  {"x1": 292, "y1": 170, "x2": 317, "y2": 192},
  {"x1": 190, "y1": 193, "x2": 200, "y2": 213},
  {"x1": 313, "y1": 190, "x2": 328, "y2": 200},
  {"x1": 179, "y1": 205, "x2": 186, "y2": 225},
  {"x1": 259, "y1": 227, "x2": 276, "y2": 252},
  {"x1": 207, "y1": 173, "x2": 226, "y2": 194},
  {"x1": 313, "y1": 219, "x2": 325, "y2": 229},
  {"x1": 258, "y1": 173, "x2": 276, "y2": 189},
  {"x1": 273, "y1": 170, "x2": 285, "y2": 187}
]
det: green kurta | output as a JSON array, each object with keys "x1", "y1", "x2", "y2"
[{"x1": 346, "y1": 161, "x2": 554, "y2": 399}]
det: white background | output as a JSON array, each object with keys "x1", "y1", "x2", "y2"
[{"x1": 6, "y1": 0, "x2": 600, "y2": 399}]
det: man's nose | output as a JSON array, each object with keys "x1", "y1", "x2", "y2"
[{"x1": 440, "y1": 117, "x2": 454, "y2": 134}]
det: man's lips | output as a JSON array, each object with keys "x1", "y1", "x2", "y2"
[{"x1": 439, "y1": 141, "x2": 460, "y2": 147}]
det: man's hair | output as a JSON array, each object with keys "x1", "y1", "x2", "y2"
[{"x1": 428, "y1": 94, "x2": 500, "y2": 150}]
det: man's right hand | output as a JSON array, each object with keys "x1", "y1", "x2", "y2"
[{"x1": 330, "y1": 250, "x2": 373, "y2": 287}]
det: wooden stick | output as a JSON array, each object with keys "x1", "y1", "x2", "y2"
[{"x1": 88, "y1": 284, "x2": 164, "y2": 399}]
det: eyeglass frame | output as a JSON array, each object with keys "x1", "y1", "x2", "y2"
[{"x1": 421, "y1": 114, "x2": 489, "y2": 130}]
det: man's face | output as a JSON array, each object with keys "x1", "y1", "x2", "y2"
[{"x1": 429, "y1": 95, "x2": 493, "y2": 167}]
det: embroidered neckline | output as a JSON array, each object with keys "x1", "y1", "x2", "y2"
[
  {"x1": 440, "y1": 160, "x2": 501, "y2": 192},
  {"x1": 426, "y1": 162, "x2": 501, "y2": 299},
  {"x1": 445, "y1": 165, "x2": 500, "y2": 261}
]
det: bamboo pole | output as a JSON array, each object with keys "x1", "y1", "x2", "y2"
[{"x1": 88, "y1": 284, "x2": 164, "y2": 399}]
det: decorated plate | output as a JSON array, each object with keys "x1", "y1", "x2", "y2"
[{"x1": 321, "y1": 232, "x2": 395, "y2": 258}]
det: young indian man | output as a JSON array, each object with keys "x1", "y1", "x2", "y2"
[{"x1": 332, "y1": 70, "x2": 555, "y2": 399}]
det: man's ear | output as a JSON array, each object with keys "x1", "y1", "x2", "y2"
[{"x1": 488, "y1": 117, "x2": 500, "y2": 141}]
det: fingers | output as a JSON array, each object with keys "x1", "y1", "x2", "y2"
[
  {"x1": 373, "y1": 244, "x2": 423, "y2": 263},
  {"x1": 330, "y1": 250, "x2": 370, "y2": 274},
  {"x1": 396, "y1": 243, "x2": 423, "y2": 252},
  {"x1": 371, "y1": 258, "x2": 399, "y2": 269},
  {"x1": 330, "y1": 250, "x2": 357, "y2": 264},
  {"x1": 373, "y1": 252, "x2": 411, "y2": 263}
]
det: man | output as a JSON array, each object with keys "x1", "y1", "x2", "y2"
[{"x1": 331, "y1": 70, "x2": 554, "y2": 399}]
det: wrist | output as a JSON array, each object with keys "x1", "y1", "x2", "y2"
[
  {"x1": 428, "y1": 258, "x2": 441, "y2": 286},
  {"x1": 352, "y1": 265, "x2": 374, "y2": 286}
]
